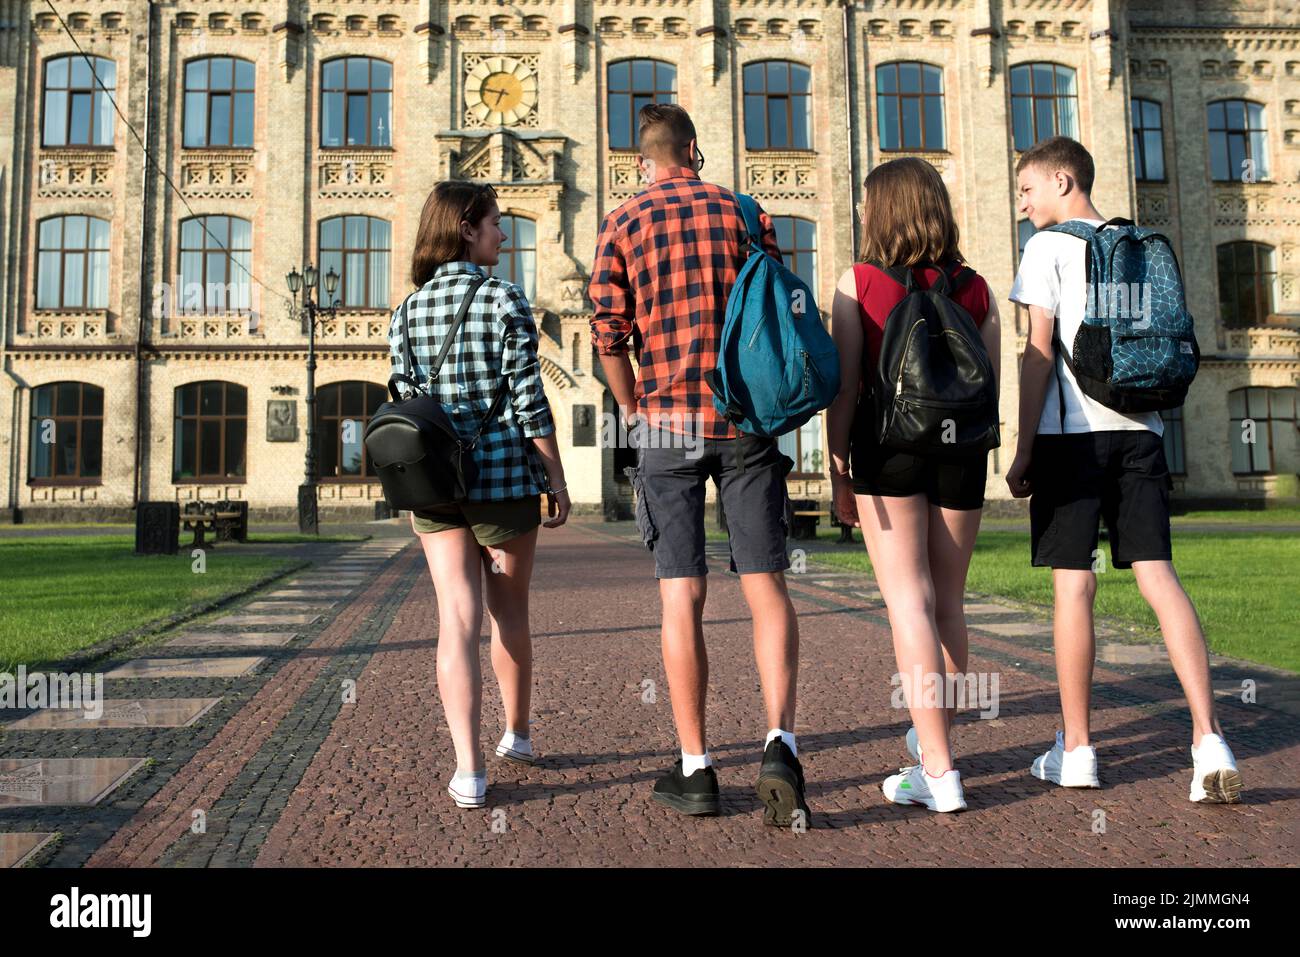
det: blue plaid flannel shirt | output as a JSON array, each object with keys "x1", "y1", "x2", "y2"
[{"x1": 387, "y1": 260, "x2": 556, "y2": 501}]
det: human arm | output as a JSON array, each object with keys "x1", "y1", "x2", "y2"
[{"x1": 827, "y1": 268, "x2": 864, "y2": 527}]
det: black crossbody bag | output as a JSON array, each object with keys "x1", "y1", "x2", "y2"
[{"x1": 364, "y1": 274, "x2": 509, "y2": 511}]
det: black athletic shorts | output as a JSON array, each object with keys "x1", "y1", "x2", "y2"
[
  {"x1": 1029, "y1": 430, "x2": 1173, "y2": 570},
  {"x1": 850, "y1": 432, "x2": 987, "y2": 511}
]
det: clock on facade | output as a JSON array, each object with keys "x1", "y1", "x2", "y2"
[{"x1": 464, "y1": 55, "x2": 539, "y2": 126}]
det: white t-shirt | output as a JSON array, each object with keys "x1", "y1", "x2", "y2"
[{"x1": 1010, "y1": 219, "x2": 1163, "y2": 436}]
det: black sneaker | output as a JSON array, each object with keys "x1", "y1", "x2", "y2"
[
  {"x1": 651, "y1": 759, "x2": 721, "y2": 816},
  {"x1": 755, "y1": 738, "x2": 811, "y2": 827}
]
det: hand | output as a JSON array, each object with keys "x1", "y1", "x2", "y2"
[
  {"x1": 831, "y1": 472, "x2": 860, "y2": 527},
  {"x1": 1006, "y1": 451, "x2": 1033, "y2": 498},
  {"x1": 543, "y1": 486, "x2": 571, "y2": 528}
]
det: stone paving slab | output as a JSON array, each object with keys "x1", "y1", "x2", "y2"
[
  {"x1": 0, "y1": 832, "x2": 58, "y2": 868},
  {"x1": 974, "y1": 621, "x2": 1054, "y2": 637},
  {"x1": 4, "y1": 699, "x2": 221, "y2": 730},
  {"x1": 243, "y1": 601, "x2": 333, "y2": 612},
  {"x1": 0, "y1": 758, "x2": 147, "y2": 807},
  {"x1": 964, "y1": 603, "x2": 1021, "y2": 616},
  {"x1": 167, "y1": 631, "x2": 299, "y2": 649},
  {"x1": 105, "y1": 657, "x2": 266, "y2": 679},
  {"x1": 210, "y1": 613, "x2": 321, "y2": 627}
]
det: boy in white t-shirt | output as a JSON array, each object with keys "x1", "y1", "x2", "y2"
[{"x1": 1007, "y1": 136, "x2": 1242, "y2": 804}]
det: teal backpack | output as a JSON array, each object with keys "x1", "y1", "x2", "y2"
[{"x1": 706, "y1": 193, "x2": 840, "y2": 436}]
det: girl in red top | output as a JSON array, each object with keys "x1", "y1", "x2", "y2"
[{"x1": 826, "y1": 157, "x2": 1002, "y2": 813}]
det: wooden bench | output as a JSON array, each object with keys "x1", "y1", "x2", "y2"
[
  {"x1": 792, "y1": 509, "x2": 855, "y2": 544},
  {"x1": 180, "y1": 506, "x2": 243, "y2": 548}
]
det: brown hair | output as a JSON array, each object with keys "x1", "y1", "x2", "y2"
[
  {"x1": 409, "y1": 180, "x2": 499, "y2": 287},
  {"x1": 637, "y1": 103, "x2": 697, "y2": 163},
  {"x1": 857, "y1": 157, "x2": 964, "y2": 267},
  {"x1": 1015, "y1": 135, "x2": 1095, "y2": 195}
]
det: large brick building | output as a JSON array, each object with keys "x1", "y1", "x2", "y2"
[{"x1": 1, "y1": 0, "x2": 1296, "y2": 522}]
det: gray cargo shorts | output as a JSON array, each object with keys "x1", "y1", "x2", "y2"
[{"x1": 624, "y1": 425, "x2": 794, "y2": 579}]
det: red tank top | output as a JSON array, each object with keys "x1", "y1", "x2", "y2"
[{"x1": 853, "y1": 261, "x2": 991, "y2": 371}]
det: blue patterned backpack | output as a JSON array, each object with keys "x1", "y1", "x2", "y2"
[{"x1": 1046, "y1": 217, "x2": 1199, "y2": 416}]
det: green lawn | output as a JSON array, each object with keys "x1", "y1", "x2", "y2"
[
  {"x1": 0, "y1": 535, "x2": 300, "y2": 670},
  {"x1": 805, "y1": 529, "x2": 1299, "y2": 673}
]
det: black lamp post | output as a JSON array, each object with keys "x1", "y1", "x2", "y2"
[{"x1": 286, "y1": 263, "x2": 339, "y2": 534}]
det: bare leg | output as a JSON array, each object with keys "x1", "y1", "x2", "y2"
[
  {"x1": 415, "y1": 523, "x2": 485, "y2": 773},
  {"x1": 482, "y1": 527, "x2": 540, "y2": 736},
  {"x1": 857, "y1": 493, "x2": 952, "y2": 773},
  {"x1": 1052, "y1": 569, "x2": 1097, "y2": 751},
  {"x1": 660, "y1": 576, "x2": 709, "y2": 755},
  {"x1": 1131, "y1": 560, "x2": 1222, "y2": 745},
  {"x1": 927, "y1": 504, "x2": 982, "y2": 731},
  {"x1": 739, "y1": 571, "x2": 798, "y2": 732}
]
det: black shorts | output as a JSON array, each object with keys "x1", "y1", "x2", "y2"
[
  {"x1": 851, "y1": 434, "x2": 987, "y2": 511},
  {"x1": 1029, "y1": 430, "x2": 1173, "y2": 570},
  {"x1": 627, "y1": 427, "x2": 793, "y2": 579}
]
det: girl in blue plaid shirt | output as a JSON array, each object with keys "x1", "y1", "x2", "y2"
[{"x1": 393, "y1": 181, "x2": 570, "y2": 809}]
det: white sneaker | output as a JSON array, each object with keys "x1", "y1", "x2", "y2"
[
  {"x1": 1030, "y1": 730, "x2": 1101, "y2": 788},
  {"x1": 905, "y1": 726, "x2": 923, "y2": 764},
  {"x1": 1189, "y1": 733, "x2": 1243, "y2": 804},
  {"x1": 447, "y1": 772, "x2": 486, "y2": 809},
  {"x1": 882, "y1": 764, "x2": 967, "y2": 812},
  {"x1": 494, "y1": 731, "x2": 536, "y2": 766}
]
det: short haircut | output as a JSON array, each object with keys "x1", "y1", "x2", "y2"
[
  {"x1": 1016, "y1": 136, "x2": 1095, "y2": 195},
  {"x1": 637, "y1": 103, "x2": 697, "y2": 163}
]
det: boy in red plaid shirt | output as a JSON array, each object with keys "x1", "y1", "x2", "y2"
[{"x1": 588, "y1": 104, "x2": 809, "y2": 827}]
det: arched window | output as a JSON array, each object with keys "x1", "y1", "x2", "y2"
[
  {"x1": 179, "y1": 216, "x2": 252, "y2": 314},
  {"x1": 173, "y1": 381, "x2": 247, "y2": 481},
  {"x1": 607, "y1": 59, "x2": 677, "y2": 149},
  {"x1": 489, "y1": 215, "x2": 537, "y2": 300},
  {"x1": 1160, "y1": 407, "x2": 1186, "y2": 476},
  {"x1": 1229, "y1": 388, "x2": 1296, "y2": 475},
  {"x1": 1016, "y1": 218, "x2": 1038, "y2": 266},
  {"x1": 318, "y1": 216, "x2": 391, "y2": 309},
  {"x1": 320, "y1": 57, "x2": 392, "y2": 148},
  {"x1": 772, "y1": 216, "x2": 817, "y2": 291},
  {"x1": 1216, "y1": 241, "x2": 1276, "y2": 328},
  {"x1": 183, "y1": 57, "x2": 255, "y2": 148},
  {"x1": 1009, "y1": 62, "x2": 1078, "y2": 151},
  {"x1": 29, "y1": 382, "x2": 103, "y2": 482},
  {"x1": 36, "y1": 215, "x2": 110, "y2": 310},
  {"x1": 1207, "y1": 100, "x2": 1269, "y2": 182},
  {"x1": 1131, "y1": 98, "x2": 1165, "y2": 182},
  {"x1": 876, "y1": 62, "x2": 945, "y2": 151},
  {"x1": 743, "y1": 61, "x2": 812, "y2": 150},
  {"x1": 42, "y1": 54, "x2": 116, "y2": 147},
  {"x1": 315, "y1": 382, "x2": 386, "y2": 480}
]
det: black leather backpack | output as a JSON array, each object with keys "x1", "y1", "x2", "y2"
[
  {"x1": 867, "y1": 262, "x2": 999, "y2": 457},
  {"x1": 364, "y1": 274, "x2": 507, "y2": 510}
]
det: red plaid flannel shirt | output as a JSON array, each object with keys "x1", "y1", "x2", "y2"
[{"x1": 587, "y1": 165, "x2": 782, "y2": 440}]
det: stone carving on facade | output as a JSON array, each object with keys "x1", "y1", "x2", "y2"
[
  {"x1": 316, "y1": 151, "x2": 393, "y2": 199},
  {"x1": 180, "y1": 152, "x2": 255, "y2": 200},
  {"x1": 745, "y1": 151, "x2": 817, "y2": 202},
  {"x1": 36, "y1": 151, "x2": 113, "y2": 199},
  {"x1": 439, "y1": 129, "x2": 566, "y2": 211}
]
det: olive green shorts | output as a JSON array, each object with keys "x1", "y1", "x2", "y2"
[{"x1": 409, "y1": 495, "x2": 542, "y2": 547}]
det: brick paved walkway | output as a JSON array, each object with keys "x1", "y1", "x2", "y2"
[{"x1": 2, "y1": 520, "x2": 1296, "y2": 867}]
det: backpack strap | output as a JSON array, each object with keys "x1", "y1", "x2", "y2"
[
  {"x1": 865, "y1": 259, "x2": 914, "y2": 292},
  {"x1": 735, "y1": 192, "x2": 765, "y2": 255},
  {"x1": 397, "y1": 272, "x2": 488, "y2": 391}
]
